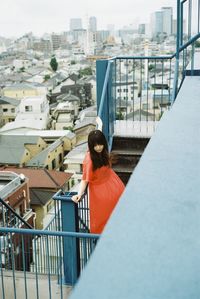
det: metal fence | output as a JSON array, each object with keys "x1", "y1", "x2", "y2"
[{"x1": 0, "y1": 227, "x2": 98, "y2": 299}]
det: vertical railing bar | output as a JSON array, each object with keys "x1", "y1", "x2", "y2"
[
  {"x1": 10, "y1": 235, "x2": 17, "y2": 299},
  {"x1": 46, "y1": 236, "x2": 52, "y2": 299},
  {"x1": 125, "y1": 59, "x2": 128, "y2": 120},
  {"x1": 153, "y1": 59, "x2": 156, "y2": 121},
  {"x1": 169, "y1": 58, "x2": 172, "y2": 103},
  {"x1": 140, "y1": 59, "x2": 142, "y2": 122},
  {"x1": 58, "y1": 235, "x2": 63, "y2": 299},
  {"x1": 188, "y1": 0, "x2": 192, "y2": 39},
  {"x1": 180, "y1": 1, "x2": 184, "y2": 46},
  {"x1": 35, "y1": 236, "x2": 39, "y2": 273},
  {"x1": 0, "y1": 236, "x2": 5, "y2": 299},
  {"x1": 132, "y1": 59, "x2": 135, "y2": 122},
  {"x1": 21, "y1": 234, "x2": 28, "y2": 299},
  {"x1": 70, "y1": 237, "x2": 75, "y2": 284},
  {"x1": 119, "y1": 59, "x2": 122, "y2": 119},
  {"x1": 33, "y1": 237, "x2": 40, "y2": 299},
  {"x1": 146, "y1": 58, "x2": 149, "y2": 122},
  {"x1": 161, "y1": 59, "x2": 164, "y2": 117},
  {"x1": 191, "y1": 42, "x2": 195, "y2": 75},
  {"x1": 49, "y1": 233, "x2": 53, "y2": 274},
  {"x1": 184, "y1": 47, "x2": 186, "y2": 79},
  {"x1": 198, "y1": 0, "x2": 200, "y2": 33},
  {"x1": 55, "y1": 200, "x2": 61, "y2": 281},
  {"x1": 83, "y1": 237, "x2": 88, "y2": 268},
  {"x1": 42, "y1": 233, "x2": 46, "y2": 273},
  {"x1": 53, "y1": 235, "x2": 57, "y2": 274}
]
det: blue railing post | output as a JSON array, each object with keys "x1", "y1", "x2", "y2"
[
  {"x1": 96, "y1": 59, "x2": 109, "y2": 140},
  {"x1": 172, "y1": 0, "x2": 181, "y2": 103},
  {"x1": 53, "y1": 191, "x2": 80, "y2": 285}
]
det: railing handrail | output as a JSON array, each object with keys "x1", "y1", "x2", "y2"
[
  {"x1": 0, "y1": 226, "x2": 100, "y2": 238},
  {"x1": 0, "y1": 197, "x2": 33, "y2": 229},
  {"x1": 179, "y1": 32, "x2": 200, "y2": 52},
  {"x1": 110, "y1": 54, "x2": 175, "y2": 60}
]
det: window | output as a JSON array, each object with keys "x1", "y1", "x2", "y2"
[
  {"x1": 3, "y1": 108, "x2": 8, "y2": 112},
  {"x1": 25, "y1": 105, "x2": 33, "y2": 112},
  {"x1": 52, "y1": 159, "x2": 56, "y2": 169},
  {"x1": 59, "y1": 153, "x2": 62, "y2": 163},
  {"x1": 47, "y1": 201, "x2": 54, "y2": 213},
  {"x1": 11, "y1": 108, "x2": 15, "y2": 113}
]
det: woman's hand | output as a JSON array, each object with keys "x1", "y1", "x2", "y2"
[
  {"x1": 71, "y1": 194, "x2": 81, "y2": 204},
  {"x1": 96, "y1": 116, "x2": 103, "y2": 131}
]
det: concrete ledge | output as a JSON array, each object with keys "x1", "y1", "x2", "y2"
[{"x1": 70, "y1": 77, "x2": 200, "y2": 299}]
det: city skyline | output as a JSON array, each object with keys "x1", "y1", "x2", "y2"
[{"x1": 0, "y1": 0, "x2": 176, "y2": 38}]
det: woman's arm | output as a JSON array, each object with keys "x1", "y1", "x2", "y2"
[
  {"x1": 96, "y1": 116, "x2": 103, "y2": 131},
  {"x1": 71, "y1": 180, "x2": 88, "y2": 203}
]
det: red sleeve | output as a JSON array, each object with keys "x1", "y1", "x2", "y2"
[{"x1": 82, "y1": 152, "x2": 93, "y2": 182}]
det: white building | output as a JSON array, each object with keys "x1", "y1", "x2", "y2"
[{"x1": 15, "y1": 96, "x2": 50, "y2": 129}]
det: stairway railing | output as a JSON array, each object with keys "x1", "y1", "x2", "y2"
[
  {"x1": 97, "y1": 0, "x2": 200, "y2": 148},
  {"x1": 0, "y1": 227, "x2": 98, "y2": 298},
  {"x1": 0, "y1": 197, "x2": 33, "y2": 229}
]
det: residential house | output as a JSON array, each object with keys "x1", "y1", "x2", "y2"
[
  {"x1": 0, "y1": 96, "x2": 19, "y2": 126},
  {"x1": 15, "y1": 95, "x2": 50, "y2": 129},
  {"x1": 26, "y1": 137, "x2": 68, "y2": 170},
  {"x1": 0, "y1": 135, "x2": 47, "y2": 167},
  {"x1": 0, "y1": 170, "x2": 35, "y2": 270},
  {"x1": 60, "y1": 82, "x2": 92, "y2": 109},
  {"x1": 63, "y1": 142, "x2": 87, "y2": 186},
  {"x1": 78, "y1": 75, "x2": 96, "y2": 105},
  {"x1": 12, "y1": 59, "x2": 32, "y2": 71},
  {"x1": 51, "y1": 93, "x2": 80, "y2": 130},
  {"x1": 0, "y1": 128, "x2": 76, "y2": 163},
  {"x1": 73, "y1": 105, "x2": 97, "y2": 144},
  {"x1": 2, "y1": 83, "x2": 47, "y2": 100},
  {"x1": 0, "y1": 167, "x2": 72, "y2": 229}
]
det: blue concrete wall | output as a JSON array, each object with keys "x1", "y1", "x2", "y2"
[{"x1": 70, "y1": 76, "x2": 200, "y2": 299}]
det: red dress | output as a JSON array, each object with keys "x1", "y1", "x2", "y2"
[{"x1": 82, "y1": 152, "x2": 125, "y2": 234}]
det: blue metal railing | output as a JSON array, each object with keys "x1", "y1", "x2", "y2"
[
  {"x1": 96, "y1": 0, "x2": 200, "y2": 147},
  {"x1": 0, "y1": 191, "x2": 99, "y2": 298},
  {"x1": 0, "y1": 227, "x2": 98, "y2": 298},
  {"x1": 0, "y1": 197, "x2": 33, "y2": 229}
]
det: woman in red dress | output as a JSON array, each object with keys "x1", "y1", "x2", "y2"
[{"x1": 72, "y1": 127, "x2": 125, "y2": 234}]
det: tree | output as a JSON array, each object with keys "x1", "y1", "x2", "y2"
[
  {"x1": 44, "y1": 74, "x2": 50, "y2": 81},
  {"x1": 50, "y1": 56, "x2": 58, "y2": 72},
  {"x1": 78, "y1": 67, "x2": 93, "y2": 78}
]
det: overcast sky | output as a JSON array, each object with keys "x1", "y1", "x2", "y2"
[{"x1": 0, "y1": 0, "x2": 176, "y2": 38}]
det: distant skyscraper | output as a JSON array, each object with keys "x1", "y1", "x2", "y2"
[
  {"x1": 162, "y1": 7, "x2": 173, "y2": 36},
  {"x1": 150, "y1": 7, "x2": 173, "y2": 38},
  {"x1": 89, "y1": 16, "x2": 97, "y2": 32},
  {"x1": 70, "y1": 18, "x2": 82, "y2": 31},
  {"x1": 151, "y1": 11, "x2": 163, "y2": 37},
  {"x1": 138, "y1": 24, "x2": 146, "y2": 35}
]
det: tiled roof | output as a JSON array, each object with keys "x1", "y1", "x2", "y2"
[
  {"x1": 30, "y1": 189, "x2": 54, "y2": 205},
  {"x1": 0, "y1": 167, "x2": 72, "y2": 189}
]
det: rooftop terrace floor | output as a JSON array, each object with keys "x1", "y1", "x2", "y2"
[{"x1": 114, "y1": 120, "x2": 159, "y2": 138}]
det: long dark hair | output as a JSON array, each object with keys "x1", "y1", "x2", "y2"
[{"x1": 88, "y1": 130, "x2": 110, "y2": 171}]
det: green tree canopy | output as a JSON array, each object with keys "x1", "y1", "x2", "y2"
[
  {"x1": 44, "y1": 74, "x2": 50, "y2": 81},
  {"x1": 50, "y1": 56, "x2": 58, "y2": 72},
  {"x1": 78, "y1": 67, "x2": 93, "y2": 78}
]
